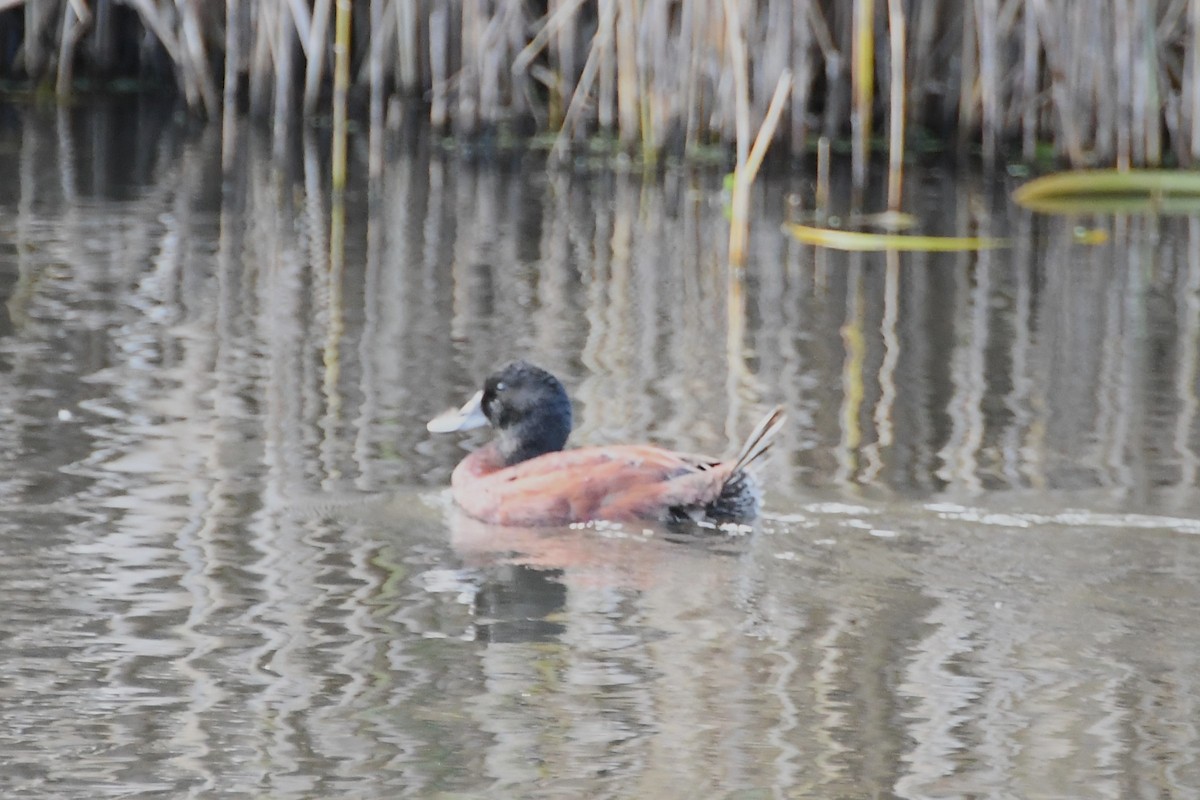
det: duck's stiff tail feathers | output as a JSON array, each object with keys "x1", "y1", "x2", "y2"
[
  {"x1": 691, "y1": 405, "x2": 786, "y2": 523},
  {"x1": 730, "y1": 405, "x2": 787, "y2": 474}
]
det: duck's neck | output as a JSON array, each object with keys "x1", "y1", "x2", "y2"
[
  {"x1": 495, "y1": 415, "x2": 570, "y2": 466},
  {"x1": 496, "y1": 430, "x2": 554, "y2": 466}
]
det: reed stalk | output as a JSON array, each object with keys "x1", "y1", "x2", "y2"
[
  {"x1": 303, "y1": 0, "x2": 331, "y2": 116},
  {"x1": 812, "y1": 4, "x2": 845, "y2": 142},
  {"x1": 974, "y1": 0, "x2": 997, "y2": 167},
  {"x1": 553, "y1": 0, "x2": 579, "y2": 126},
  {"x1": 23, "y1": 0, "x2": 49, "y2": 75},
  {"x1": 1139, "y1": 2, "x2": 1161, "y2": 166},
  {"x1": 1088, "y1": 5, "x2": 1112, "y2": 161},
  {"x1": 54, "y1": 0, "x2": 89, "y2": 97},
  {"x1": 597, "y1": 0, "x2": 616, "y2": 132},
  {"x1": 368, "y1": 0, "x2": 385, "y2": 179},
  {"x1": 615, "y1": 0, "x2": 639, "y2": 149},
  {"x1": 885, "y1": 0, "x2": 905, "y2": 211},
  {"x1": 513, "y1": 0, "x2": 583, "y2": 78},
  {"x1": 725, "y1": 0, "x2": 751, "y2": 171},
  {"x1": 177, "y1": 0, "x2": 218, "y2": 117},
  {"x1": 908, "y1": 2, "x2": 939, "y2": 131},
  {"x1": 272, "y1": 0, "x2": 295, "y2": 155},
  {"x1": 247, "y1": 2, "x2": 272, "y2": 118},
  {"x1": 789, "y1": 0, "x2": 813, "y2": 155},
  {"x1": 851, "y1": 0, "x2": 874, "y2": 191},
  {"x1": 395, "y1": 0, "x2": 419, "y2": 94},
  {"x1": 221, "y1": 0, "x2": 241, "y2": 171},
  {"x1": 1021, "y1": 3, "x2": 1037, "y2": 161},
  {"x1": 957, "y1": 0, "x2": 978, "y2": 151},
  {"x1": 428, "y1": 2, "x2": 449, "y2": 130},
  {"x1": 816, "y1": 136, "x2": 831, "y2": 218},
  {"x1": 331, "y1": 0, "x2": 351, "y2": 191},
  {"x1": 727, "y1": 63, "x2": 792, "y2": 267},
  {"x1": 1115, "y1": 0, "x2": 1132, "y2": 169},
  {"x1": 457, "y1": 0, "x2": 479, "y2": 136},
  {"x1": 1192, "y1": 0, "x2": 1200, "y2": 164},
  {"x1": 552, "y1": 0, "x2": 616, "y2": 162},
  {"x1": 1027, "y1": 0, "x2": 1085, "y2": 164},
  {"x1": 681, "y1": 0, "x2": 701, "y2": 154}
]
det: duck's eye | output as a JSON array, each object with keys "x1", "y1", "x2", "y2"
[{"x1": 495, "y1": 381, "x2": 506, "y2": 392}]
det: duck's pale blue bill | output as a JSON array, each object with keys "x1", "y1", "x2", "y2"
[{"x1": 427, "y1": 390, "x2": 489, "y2": 433}]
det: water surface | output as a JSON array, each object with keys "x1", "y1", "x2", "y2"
[{"x1": 1, "y1": 102, "x2": 1199, "y2": 798}]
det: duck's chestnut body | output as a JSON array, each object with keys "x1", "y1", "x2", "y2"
[{"x1": 429, "y1": 361, "x2": 784, "y2": 527}]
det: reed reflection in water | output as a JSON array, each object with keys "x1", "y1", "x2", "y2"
[{"x1": 0, "y1": 104, "x2": 1199, "y2": 797}]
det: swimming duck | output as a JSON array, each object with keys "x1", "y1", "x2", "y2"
[{"x1": 427, "y1": 361, "x2": 785, "y2": 527}]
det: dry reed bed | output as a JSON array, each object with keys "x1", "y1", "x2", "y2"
[{"x1": 2, "y1": 0, "x2": 1200, "y2": 167}]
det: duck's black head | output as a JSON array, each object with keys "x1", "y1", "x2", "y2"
[{"x1": 481, "y1": 361, "x2": 573, "y2": 465}]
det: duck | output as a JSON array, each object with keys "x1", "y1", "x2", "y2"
[{"x1": 427, "y1": 360, "x2": 785, "y2": 527}]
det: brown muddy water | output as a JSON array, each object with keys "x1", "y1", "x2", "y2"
[{"x1": 1, "y1": 101, "x2": 1199, "y2": 799}]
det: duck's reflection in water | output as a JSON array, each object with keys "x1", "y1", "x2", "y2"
[{"x1": 435, "y1": 508, "x2": 763, "y2": 795}]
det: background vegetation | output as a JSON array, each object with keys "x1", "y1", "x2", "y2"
[{"x1": 2, "y1": 0, "x2": 1199, "y2": 168}]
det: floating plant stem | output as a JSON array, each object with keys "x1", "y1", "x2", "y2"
[
  {"x1": 785, "y1": 223, "x2": 1008, "y2": 252},
  {"x1": 1013, "y1": 169, "x2": 1200, "y2": 210}
]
